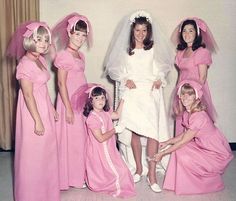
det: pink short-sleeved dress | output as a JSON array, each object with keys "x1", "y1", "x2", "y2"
[
  {"x1": 163, "y1": 111, "x2": 233, "y2": 195},
  {"x1": 85, "y1": 110, "x2": 136, "y2": 198},
  {"x1": 54, "y1": 49, "x2": 88, "y2": 189},
  {"x1": 14, "y1": 56, "x2": 60, "y2": 201},
  {"x1": 173, "y1": 47, "x2": 217, "y2": 136}
]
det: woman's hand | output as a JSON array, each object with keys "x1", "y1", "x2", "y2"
[
  {"x1": 34, "y1": 119, "x2": 45, "y2": 136},
  {"x1": 152, "y1": 80, "x2": 162, "y2": 90},
  {"x1": 125, "y1": 79, "x2": 136, "y2": 89},
  {"x1": 154, "y1": 152, "x2": 164, "y2": 162},
  {"x1": 66, "y1": 108, "x2": 74, "y2": 124}
]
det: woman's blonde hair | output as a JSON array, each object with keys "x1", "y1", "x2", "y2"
[
  {"x1": 175, "y1": 83, "x2": 206, "y2": 115},
  {"x1": 23, "y1": 26, "x2": 50, "y2": 53}
]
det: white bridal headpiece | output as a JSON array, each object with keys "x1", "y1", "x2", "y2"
[{"x1": 129, "y1": 10, "x2": 152, "y2": 24}]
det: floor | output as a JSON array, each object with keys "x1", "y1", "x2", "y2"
[{"x1": 0, "y1": 151, "x2": 236, "y2": 201}]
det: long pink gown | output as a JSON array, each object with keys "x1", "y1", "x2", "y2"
[
  {"x1": 163, "y1": 111, "x2": 233, "y2": 195},
  {"x1": 14, "y1": 56, "x2": 60, "y2": 201},
  {"x1": 54, "y1": 49, "x2": 87, "y2": 189},
  {"x1": 173, "y1": 47, "x2": 217, "y2": 136},
  {"x1": 85, "y1": 110, "x2": 136, "y2": 198}
]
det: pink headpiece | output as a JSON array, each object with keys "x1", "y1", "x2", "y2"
[
  {"x1": 6, "y1": 21, "x2": 52, "y2": 60},
  {"x1": 177, "y1": 79, "x2": 203, "y2": 99},
  {"x1": 71, "y1": 83, "x2": 112, "y2": 112},
  {"x1": 52, "y1": 12, "x2": 93, "y2": 51},
  {"x1": 171, "y1": 17, "x2": 218, "y2": 53}
]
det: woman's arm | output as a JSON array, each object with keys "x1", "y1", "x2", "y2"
[
  {"x1": 90, "y1": 128, "x2": 116, "y2": 143},
  {"x1": 20, "y1": 79, "x2": 44, "y2": 135},
  {"x1": 198, "y1": 64, "x2": 208, "y2": 84},
  {"x1": 57, "y1": 69, "x2": 74, "y2": 124},
  {"x1": 154, "y1": 129, "x2": 197, "y2": 161}
]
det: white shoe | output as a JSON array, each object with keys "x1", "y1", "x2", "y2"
[
  {"x1": 147, "y1": 178, "x2": 162, "y2": 193},
  {"x1": 133, "y1": 173, "x2": 142, "y2": 183}
]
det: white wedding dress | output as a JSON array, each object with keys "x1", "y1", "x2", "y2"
[{"x1": 115, "y1": 48, "x2": 171, "y2": 175}]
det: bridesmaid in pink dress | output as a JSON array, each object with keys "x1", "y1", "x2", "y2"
[
  {"x1": 72, "y1": 84, "x2": 136, "y2": 198},
  {"x1": 7, "y1": 22, "x2": 60, "y2": 201},
  {"x1": 170, "y1": 17, "x2": 218, "y2": 136},
  {"x1": 52, "y1": 13, "x2": 93, "y2": 189},
  {"x1": 153, "y1": 80, "x2": 233, "y2": 195}
]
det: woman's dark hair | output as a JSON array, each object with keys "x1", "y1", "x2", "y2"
[
  {"x1": 177, "y1": 19, "x2": 205, "y2": 51},
  {"x1": 83, "y1": 87, "x2": 110, "y2": 117},
  {"x1": 128, "y1": 17, "x2": 153, "y2": 55},
  {"x1": 70, "y1": 20, "x2": 87, "y2": 34}
]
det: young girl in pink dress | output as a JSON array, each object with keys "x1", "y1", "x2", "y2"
[
  {"x1": 52, "y1": 13, "x2": 93, "y2": 190},
  {"x1": 7, "y1": 22, "x2": 60, "y2": 201},
  {"x1": 171, "y1": 18, "x2": 218, "y2": 136},
  {"x1": 152, "y1": 79, "x2": 233, "y2": 195},
  {"x1": 72, "y1": 84, "x2": 136, "y2": 198}
]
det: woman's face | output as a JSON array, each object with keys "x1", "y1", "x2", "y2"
[
  {"x1": 92, "y1": 94, "x2": 106, "y2": 112},
  {"x1": 35, "y1": 34, "x2": 50, "y2": 54},
  {"x1": 180, "y1": 91, "x2": 196, "y2": 111},
  {"x1": 182, "y1": 24, "x2": 196, "y2": 47},
  {"x1": 69, "y1": 30, "x2": 87, "y2": 49},
  {"x1": 133, "y1": 24, "x2": 147, "y2": 47}
]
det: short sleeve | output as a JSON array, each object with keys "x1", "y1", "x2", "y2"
[
  {"x1": 54, "y1": 50, "x2": 73, "y2": 71},
  {"x1": 79, "y1": 51, "x2": 85, "y2": 62},
  {"x1": 194, "y1": 48, "x2": 212, "y2": 66},
  {"x1": 86, "y1": 114, "x2": 102, "y2": 130},
  {"x1": 16, "y1": 59, "x2": 34, "y2": 81},
  {"x1": 188, "y1": 112, "x2": 207, "y2": 132},
  {"x1": 175, "y1": 51, "x2": 181, "y2": 66}
]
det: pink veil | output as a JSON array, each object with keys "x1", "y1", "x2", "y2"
[{"x1": 52, "y1": 12, "x2": 93, "y2": 51}]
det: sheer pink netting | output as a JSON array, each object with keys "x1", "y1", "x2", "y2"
[
  {"x1": 52, "y1": 12, "x2": 93, "y2": 51},
  {"x1": 171, "y1": 17, "x2": 218, "y2": 53},
  {"x1": 71, "y1": 83, "x2": 113, "y2": 113},
  {"x1": 6, "y1": 21, "x2": 54, "y2": 60}
]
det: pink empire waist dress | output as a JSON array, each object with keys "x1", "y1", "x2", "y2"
[
  {"x1": 54, "y1": 49, "x2": 87, "y2": 189},
  {"x1": 85, "y1": 110, "x2": 136, "y2": 198},
  {"x1": 173, "y1": 47, "x2": 217, "y2": 136},
  {"x1": 163, "y1": 111, "x2": 233, "y2": 195},
  {"x1": 14, "y1": 56, "x2": 60, "y2": 201}
]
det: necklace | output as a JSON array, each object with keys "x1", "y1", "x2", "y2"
[
  {"x1": 67, "y1": 46, "x2": 81, "y2": 59},
  {"x1": 67, "y1": 45, "x2": 79, "y2": 52}
]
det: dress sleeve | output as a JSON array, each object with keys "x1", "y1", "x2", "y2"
[
  {"x1": 54, "y1": 51, "x2": 73, "y2": 71},
  {"x1": 86, "y1": 114, "x2": 102, "y2": 130},
  {"x1": 16, "y1": 60, "x2": 34, "y2": 82},
  {"x1": 194, "y1": 48, "x2": 212, "y2": 66},
  {"x1": 188, "y1": 112, "x2": 208, "y2": 132},
  {"x1": 175, "y1": 51, "x2": 181, "y2": 67}
]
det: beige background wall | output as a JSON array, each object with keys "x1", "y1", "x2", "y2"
[{"x1": 40, "y1": 0, "x2": 236, "y2": 142}]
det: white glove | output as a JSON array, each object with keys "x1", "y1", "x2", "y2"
[{"x1": 114, "y1": 123, "x2": 125, "y2": 133}]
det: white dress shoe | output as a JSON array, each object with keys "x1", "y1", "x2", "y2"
[
  {"x1": 147, "y1": 178, "x2": 162, "y2": 193},
  {"x1": 133, "y1": 173, "x2": 142, "y2": 183}
]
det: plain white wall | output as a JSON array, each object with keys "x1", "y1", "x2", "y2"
[{"x1": 40, "y1": 0, "x2": 236, "y2": 142}]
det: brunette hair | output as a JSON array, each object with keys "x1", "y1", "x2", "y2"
[
  {"x1": 70, "y1": 20, "x2": 88, "y2": 34},
  {"x1": 177, "y1": 19, "x2": 206, "y2": 51},
  {"x1": 128, "y1": 16, "x2": 153, "y2": 55},
  {"x1": 83, "y1": 87, "x2": 110, "y2": 117}
]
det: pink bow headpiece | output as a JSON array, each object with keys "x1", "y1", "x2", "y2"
[
  {"x1": 179, "y1": 17, "x2": 207, "y2": 36},
  {"x1": 177, "y1": 79, "x2": 203, "y2": 99},
  {"x1": 23, "y1": 22, "x2": 51, "y2": 44},
  {"x1": 67, "y1": 15, "x2": 90, "y2": 34},
  {"x1": 85, "y1": 84, "x2": 106, "y2": 98}
]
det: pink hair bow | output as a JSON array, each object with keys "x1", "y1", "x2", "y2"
[
  {"x1": 23, "y1": 22, "x2": 51, "y2": 44},
  {"x1": 85, "y1": 84, "x2": 106, "y2": 98},
  {"x1": 177, "y1": 79, "x2": 203, "y2": 99},
  {"x1": 67, "y1": 15, "x2": 90, "y2": 34}
]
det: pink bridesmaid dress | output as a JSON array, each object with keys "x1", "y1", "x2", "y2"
[
  {"x1": 85, "y1": 110, "x2": 136, "y2": 198},
  {"x1": 163, "y1": 111, "x2": 233, "y2": 195},
  {"x1": 14, "y1": 56, "x2": 60, "y2": 201},
  {"x1": 173, "y1": 47, "x2": 217, "y2": 136},
  {"x1": 54, "y1": 49, "x2": 87, "y2": 189}
]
